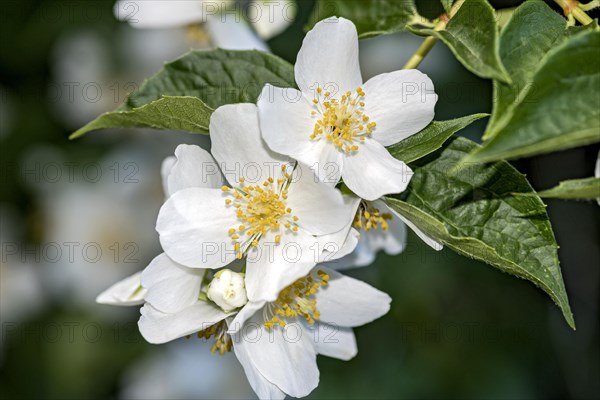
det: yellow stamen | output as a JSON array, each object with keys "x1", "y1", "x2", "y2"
[
  {"x1": 352, "y1": 202, "x2": 393, "y2": 232},
  {"x1": 264, "y1": 270, "x2": 330, "y2": 329},
  {"x1": 223, "y1": 175, "x2": 300, "y2": 256},
  {"x1": 309, "y1": 87, "x2": 376, "y2": 153},
  {"x1": 197, "y1": 321, "x2": 232, "y2": 356}
]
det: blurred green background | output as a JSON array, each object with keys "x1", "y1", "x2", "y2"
[{"x1": 1, "y1": 0, "x2": 598, "y2": 399}]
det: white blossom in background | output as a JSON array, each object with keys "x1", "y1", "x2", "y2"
[
  {"x1": 119, "y1": 338, "x2": 254, "y2": 399},
  {"x1": 118, "y1": 23, "x2": 198, "y2": 79},
  {"x1": 26, "y1": 144, "x2": 162, "y2": 309},
  {"x1": 257, "y1": 17, "x2": 438, "y2": 201},
  {"x1": 251, "y1": 0, "x2": 296, "y2": 39},
  {"x1": 114, "y1": 0, "x2": 297, "y2": 51},
  {"x1": 156, "y1": 103, "x2": 357, "y2": 302},
  {"x1": 0, "y1": 205, "x2": 45, "y2": 363},
  {"x1": 50, "y1": 25, "x2": 195, "y2": 130},
  {"x1": 50, "y1": 30, "x2": 116, "y2": 128}
]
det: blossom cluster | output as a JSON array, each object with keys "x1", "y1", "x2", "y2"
[{"x1": 98, "y1": 17, "x2": 441, "y2": 399}]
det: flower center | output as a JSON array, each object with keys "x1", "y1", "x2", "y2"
[
  {"x1": 264, "y1": 270, "x2": 330, "y2": 329},
  {"x1": 196, "y1": 321, "x2": 232, "y2": 355},
  {"x1": 222, "y1": 167, "x2": 299, "y2": 258},
  {"x1": 353, "y1": 202, "x2": 392, "y2": 231},
  {"x1": 310, "y1": 86, "x2": 377, "y2": 153}
]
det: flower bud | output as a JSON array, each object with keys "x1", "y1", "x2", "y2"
[{"x1": 207, "y1": 269, "x2": 248, "y2": 312}]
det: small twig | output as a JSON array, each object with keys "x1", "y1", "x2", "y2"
[
  {"x1": 554, "y1": 0, "x2": 594, "y2": 25},
  {"x1": 402, "y1": 0, "x2": 465, "y2": 70}
]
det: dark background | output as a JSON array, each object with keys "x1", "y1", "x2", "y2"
[{"x1": 1, "y1": 0, "x2": 598, "y2": 399}]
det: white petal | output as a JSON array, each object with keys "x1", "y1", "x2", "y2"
[
  {"x1": 310, "y1": 322, "x2": 357, "y2": 361},
  {"x1": 161, "y1": 156, "x2": 176, "y2": 198},
  {"x1": 317, "y1": 196, "x2": 361, "y2": 263},
  {"x1": 286, "y1": 164, "x2": 351, "y2": 235},
  {"x1": 138, "y1": 302, "x2": 228, "y2": 344},
  {"x1": 316, "y1": 267, "x2": 391, "y2": 327},
  {"x1": 245, "y1": 230, "x2": 319, "y2": 302},
  {"x1": 157, "y1": 187, "x2": 238, "y2": 269},
  {"x1": 362, "y1": 70, "x2": 437, "y2": 146},
  {"x1": 233, "y1": 314, "x2": 319, "y2": 397},
  {"x1": 257, "y1": 85, "x2": 315, "y2": 160},
  {"x1": 114, "y1": 0, "x2": 204, "y2": 29},
  {"x1": 166, "y1": 145, "x2": 223, "y2": 196},
  {"x1": 141, "y1": 253, "x2": 205, "y2": 314},
  {"x1": 295, "y1": 17, "x2": 362, "y2": 95},
  {"x1": 326, "y1": 237, "x2": 377, "y2": 270},
  {"x1": 342, "y1": 139, "x2": 413, "y2": 201},
  {"x1": 385, "y1": 202, "x2": 444, "y2": 251},
  {"x1": 229, "y1": 301, "x2": 266, "y2": 334},
  {"x1": 210, "y1": 103, "x2": 290, "y2": 187},
  {"x1": 231, "y1": 327, "x2": 287, "y2": 399},
  {"x1": 305, "y1": 139, "x2": 345, "y2": 186},
  {"x1": 96, "y1": 271, "x2": 145, "y2": 306},
  {"x1": 205, "y1": 13, "x2": 269, "y2": 51},
  {"x1": 319, "y1": 227, "x2": 360, "y2": 264}
]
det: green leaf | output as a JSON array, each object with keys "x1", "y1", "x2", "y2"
[
  {"x1": 126, "y1": 49, "x2": 296, "y2": 110},
  {"x1": 71, "y1": 49, "x2": 295, "y2": 139},
  {"x1": 485, "y1": 0, "x2": 567, "y2": 139},
  {"x1": 69, "y1": 96, "x2": 212, "y2": 139},
  {"x1": 385, "y1": 137, "x2": 575, "y2": 329},
  {"x1": 565, "y1": 18, "x2": 599, "y2": 36},
  {"x1": 408, "y1": 0, "x2": 511, "y2": 82},
  {"x1": 388, "y1": 113, "x2": 488, "y2": 163},
  {"x1": 308, "y1": 0, "x2": 418, "y2": 38},
  {"x1": 469, "y1": 30, "x2": 600, "y2": 162},
  {"x1": 532, "y1": 177, "x2": 600, "y2": 200}
]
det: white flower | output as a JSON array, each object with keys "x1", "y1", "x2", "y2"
[
  {"x1": 114, "y1": 0, "x2": 296, "y2": 50},
  {"x1": 207, "y1": 269, "x2": 249, "y2": 312},
  {"x1": 330, "y1": 197, "x2": 443, "y2": 269},
  {"x1": 137, "y1": 255, "x2": 391, "y2": 399},
  {"x1": 156, "y1": 103, "x2": 356, "y2": 302},
  {"x1": 257, "y1": 17, "x2": 438, "y2": 201}
]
